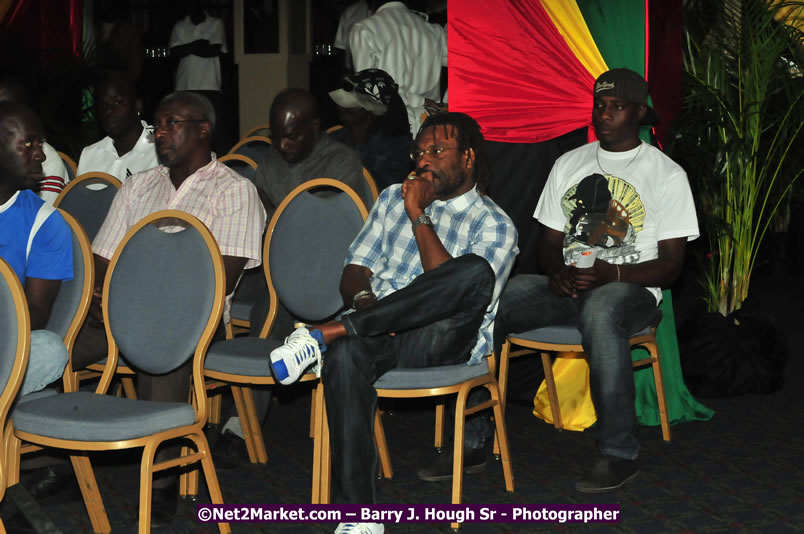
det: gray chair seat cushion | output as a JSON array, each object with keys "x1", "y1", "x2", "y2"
[
  {"x1": 12, "y1": 392, "x2": 195, "y2": 441},
  {"x1": 17, "y1": 388, "x2": 59, "y2": 404},
  {"x1": 205, "y1": 337, "x2": 283, "y2": 376},
  {"x1": 374, "y1": 359, "x2": 490, "y2": 390},
  {"x1": 511, "y1": 325, "x2": 652, "y2": 345}
]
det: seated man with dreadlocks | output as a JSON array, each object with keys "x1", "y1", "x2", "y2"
[{"x1": 269, "y1": 112, "x2": 518, "y2": 534}]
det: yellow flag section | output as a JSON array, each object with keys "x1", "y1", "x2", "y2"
[{"x1": 539, "y1": 0, "x2": 608, "y2": 78}]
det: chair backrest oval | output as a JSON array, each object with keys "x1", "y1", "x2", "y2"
[
  {"x1": 45, "y1": 211, "x2": 93, "y2": 351},
  {"x1": 103, "y1": 210, "x2": 225, "y2": 375},
  {"x1": 218, "y1": 153, "x2": 258, "y2": 183},
  {"x1": 266, "y1": 178, "x2": 368, "y2": 322},
  {"x1": 0, "y1": 259, "x2": 31, "y2": 423},
  {"x1": 54, "y1": 172, "x2": 122, "y2": 241},
  {"x1": 227, "y1": 135, "x2": 272, "y2": 164},
  {"x1": 57, "y1": 151, "x2": 77, "y2": 183}
]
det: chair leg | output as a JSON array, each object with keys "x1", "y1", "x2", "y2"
[
  {"x1": 4, "y1": 425, "x2": 21, "y2": 487},
  {"x1": 451, "y1": 390, "x2": 469, "y2": 531},
  {"x1": 230, "y1": 386, "x2": 259, "y2": 464},
  {"x1": 208, "y1": 391, "x2": 222, "y2": 425},
  {"x1": 488, "y1": 383, "x2": 515, "y2": 492},
  {"x1": 434, "y1": 400, "x2": 445, "y2": 452},
  {"x1": 179, "y1": 444, "x2": 200, "y2": 500},
  {"x1": 309, "y1": 387, "x2": 316, "y2": 439},
  {"x1": 541, "y1": 352, "x2": 563, "y2": 430},
  {"x1": 374, "y1": 409, "x2": 393, "y2": 479},
  {"x1": 648, "y1": 342, "x2": 672, "y2": 442},
  {"x1": 311, "y1": 383, "x2": 325, "y2": 504},
  {"x1": 121, "y1": 377, "x2": 137, "y2": 399},
  {"x1": 493, "y1": 341, "x2": 514, "y2": 458},
  {"x1": 71, "y1": 455, "x2": 111, "y2": 534},
  {"x1": 242, "y1": 387, "x2": 268, "y2": 463},
  {"x1": 191, "y1": 432, "x2": 231, "y2": 534}
]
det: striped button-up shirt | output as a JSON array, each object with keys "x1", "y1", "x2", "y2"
[
  {"x1": 350, "y1": 1, "x2": 447, "y2": 135},
  {"x1": 94, "y1": 157, "x2": 266, "y2": 321},
  {"x1": 345, "y1": 184, "x2": 518, "y2": 363}
]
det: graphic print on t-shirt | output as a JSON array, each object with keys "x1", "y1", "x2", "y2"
[{"x1": 560, "y1": 173, "x2": 645, "y2": 266}]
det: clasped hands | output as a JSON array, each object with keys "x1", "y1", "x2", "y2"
[{"x1": 550, "y1": 260, "x2": 618, "y2": 298}]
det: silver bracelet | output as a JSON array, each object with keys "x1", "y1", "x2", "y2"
[{"x1": 352, "y1": 289, "x2": 375, "y2": 309}]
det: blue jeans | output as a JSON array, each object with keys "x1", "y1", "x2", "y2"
[
  {"x1": 20, "y1": 330, "x2": 68, "y2": 396},
  {"x1": 322, "y1": 254, "x2": 495, "y2": 503},
  {"x1": 493, "y1": 275, "x2": 657, "y2": 460}
]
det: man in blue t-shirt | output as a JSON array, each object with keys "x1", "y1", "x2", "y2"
[{"x1": 0, "y1": 102, "x2": 72, "y2": 395}]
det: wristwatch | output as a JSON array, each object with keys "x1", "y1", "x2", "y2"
[{"x1": 411, "y1": 213, "x2": 433, "y2": 234}]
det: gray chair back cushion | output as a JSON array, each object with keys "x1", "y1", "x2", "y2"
[
  {"x1": 46, "y1": 220, "x2": 85, "y2": 339},
  {"x1": 233, "y1": 141, "x2": 269, "y2": 166},
  {"x1": 58, "y1": 178, "x2": 119, "y2": 241},
  {"x1": 269, "y1": 190, "x2": 364, "y2": 322},
  {"x1": 0, "y1": 267, "x2": 20, "y2": 394},
  {"x1": 223, "y1": 160, "x2": 256, "y2": 183},
  {"x1": 107, "y1": 221, "x2": 217, "y2": 375}
]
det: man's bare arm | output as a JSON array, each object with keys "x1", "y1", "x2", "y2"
[
  {"x1": 572, "y1": 238, "x2": 688, "y2": 291},
  {"x1": 24, "y1": 277, "x2": 61, "y2": 330},
  {"x1": 537, "y1": 224, "x2": 576, "y2": 297},
  {"x1": 340, "y1": 264, "x2": 376, "y2": 310},
  {"x1": 402, "y1": 178, "x2": 452, "y2": 271}
]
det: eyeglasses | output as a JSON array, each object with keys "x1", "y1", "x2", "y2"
[
  {"x1": 409, "y1": 145, "x2": 462, "y2": 161},
  {"x1": 147, "y1": 119, "x2": 206, "y2": 134}
]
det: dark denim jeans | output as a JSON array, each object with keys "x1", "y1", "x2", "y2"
[
  {"x1": 322, "y1": 254, "x2": 495, "y2": 503},
  {"x1": 493, "y1": 274, "x2": 657, "y2": 461}
]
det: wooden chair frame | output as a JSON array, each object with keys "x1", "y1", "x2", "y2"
[
  {"x1": 5, "y1": 211, "x2": 230, "y2": 534},
  {"x1": 217, "y1": 153, "x2": 258, "y2": 170},
  {"x1": 314, "y1": 353, "x2": 515, "y2": 529},
  {"x1": 362, "y1": 167, "x2": 379, "y2": 201},
  {"x1": 204, "y1": 179, "x2": 368, "y2": 501},
  {"x1": 0, "y1": 260, "x2": 32, "y2": 534},
  {"x1": 498, "y1": 327, "x2": 671, "y2": 442},
  {"x1": 57, "y1": 151, "x2": 77, "y2": 181},
  {"x1": 227, "y1": 135, "x2": 272, "y2": 156},
  {"x1": 241, "y1": 123, "x2": 271, "y2": 139}
]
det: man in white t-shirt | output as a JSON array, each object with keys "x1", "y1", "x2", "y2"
[
  {"x1": 349, "y1": 1, "x2": 447, "y2": 135},
  {"x1": 77, "y1": 75, "x2": 158, "y2": 181},
  {"x1": 169, "y1": 0, "x2": 227, "y2": 154},
  {"x1": 494, "y1": 68, "x2": 699, "y2": 494}
]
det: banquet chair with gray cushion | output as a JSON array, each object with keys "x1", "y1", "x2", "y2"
[
  {"x1": 5, "y1": 210, "x2": 230, "y2": 534},
  {"x1": 0, "y1": 259, "x2": 32, "y2": 532},
  {"x1": 203, "y1": 179, "x2": 368, "y2": 503},
  {"x1": 53, "y1": 172, "x2": 122, "y2": 241}
]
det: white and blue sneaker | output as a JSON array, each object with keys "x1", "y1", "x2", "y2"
[
  {"x1": 334, "y1": 523, "x2": 384, "y2": 534},
  {"x1": 270, "y1": 327, "x2": 325, "y2": 385}
]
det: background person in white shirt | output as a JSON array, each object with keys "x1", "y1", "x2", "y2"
[
  {"x1": 169, "y1": 0, "x2": 227, "y2": 155},
  {"x1": 333, "y1": 0, "x2": 372, "y2": 72},
  {"x1": 77, "y1": 75, "x2": 158, "y2": 181},
  {"x1": 349, "y1": 0, "x2": 447, "y2": 135}
]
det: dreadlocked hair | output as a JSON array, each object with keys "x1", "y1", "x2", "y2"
[{"x1": 418, "y1": 111, "x2": 490, "y2": 194}]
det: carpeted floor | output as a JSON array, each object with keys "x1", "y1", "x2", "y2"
[{"x1": 3, "y1": 270, "x2": 803, "y2": 534}]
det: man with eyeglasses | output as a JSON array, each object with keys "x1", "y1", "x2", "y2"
[
  {"x1": 269, "y1": 112, "x2": 518, "y2": 534},
  {"x1": 76, "y1": 91, "x2": 265, "y2": 527}
]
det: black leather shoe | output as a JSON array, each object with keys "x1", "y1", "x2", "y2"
[
  {"x1": 146, "y1": 482, "x2": 178, "y2": 529},
  {"x1": 212, "y1": 430, "x2": 249, "y2": 469},
  {"x1": 575, "y1": 454, "x2": 640, "y2": 493},
  {"x1": 417, "y1": 446, "x2": 487, "y2": 482},
  {"x1": 26, "y1": 466, "x2": 80, "y2": 502}
]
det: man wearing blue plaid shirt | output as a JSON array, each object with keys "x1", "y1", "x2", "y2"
[{"x1": 271, "y1": 112, "x2": 518, "y2": 530}]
